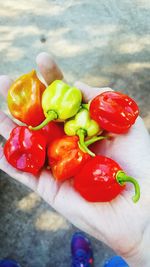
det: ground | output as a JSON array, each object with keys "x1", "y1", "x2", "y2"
[{"x1": 0, "y1": 1, "x2": 150, "y2": 266}]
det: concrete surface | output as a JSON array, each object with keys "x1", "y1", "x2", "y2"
[{"x1": 0, "y1": 0, "x2": 150, "y2": 266}]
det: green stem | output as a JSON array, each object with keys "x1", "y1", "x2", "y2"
[
  {"x1": 85, "y1": 136, "x2": 107, "y2": 146},
  {"x1": 116, "y1": 171, "x2": 140, "y2": 203},
  {"x1": 29, "y1": 110, "x2": 58, "y2": 130},
  {"x1": 82, "y1": 103, "x2": 89, "y2": 110},
  {"x1": 77, "y1": 129, "x2": 95, "y2": 157}
]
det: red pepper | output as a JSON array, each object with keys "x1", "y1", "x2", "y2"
[
  {"x1": 38, "y1": 122, "x2": 64, "y2": 146},
  {"x1": 4, "y1": 126, "x2": 46, "y2": 175},
  {"x1": 74, "y1": 155, "x2": 140, "y2": 203},
  {"x1": 89, "y1": 91, "x2": 139, "y2": 134},
  {"x1": 47, "y1": 135, "x2": 91, "y2": 181}
]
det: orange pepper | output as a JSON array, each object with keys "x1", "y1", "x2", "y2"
[{"x1": 7, "y1": 70, "x2": 46, "y2": 126}]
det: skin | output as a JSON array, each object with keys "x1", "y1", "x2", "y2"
[{"x1": 0, "y1": 52, "x2": 150, "y2": 266}]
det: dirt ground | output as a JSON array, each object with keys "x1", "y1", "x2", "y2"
[{"x1": 0, "y1": 1, "x2": 150, "y2": 266}]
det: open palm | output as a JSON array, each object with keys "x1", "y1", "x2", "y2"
[{"x1": 0, "y1": 53, "x2": 150, "y2": 266}]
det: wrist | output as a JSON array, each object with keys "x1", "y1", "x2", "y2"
[
  {"x1": 122, "y1": 240, "x2": 150, "y2": 267},
  {"x1": 124, "y1": 253, "x2": 150, "y2": 267}
]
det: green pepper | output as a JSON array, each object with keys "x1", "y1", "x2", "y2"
[
  {"x1": 64, "y1": 108, "x2": 102, "y2": 156},
  {"x1": 29, "y1": 80, "x2": 82, "y2": 130}
]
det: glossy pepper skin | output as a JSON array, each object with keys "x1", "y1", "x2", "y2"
[
  {"x1": 7, "y1": 70, "x2": 46, "y2": 127},
  {"x1": 4, "y1": 126, "x2": 46, "y2": 175},
  {"x1": 74, "y1": 155, "x2": 140, "y2": 203},
  {"x1": 89, "y1": 91, "x2": 139, "y2": 134},
  {"x1": 38, "y1": 122, "x2": 64, "y2": 146},
  {"x1": 64, "y1": 108, "x2": 101, "y2": 157},
  {"x1": 30, "y1": 80, "x2": 82, "y2": 130},
  {"x1": 48, "y1": 135, "x2": 91, "y2": 181}
]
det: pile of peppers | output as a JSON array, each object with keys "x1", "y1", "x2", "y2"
[{"x1": 4, "y1": 69, "x2": 141, "y2": 203}]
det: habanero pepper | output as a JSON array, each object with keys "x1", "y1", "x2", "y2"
[
  {"x1": 38, "y1": 121, "x2": 65, "y2": 146},
  {"x1": 89, "y1": 91, "x2": 139, "y2": 134},
  {"x1": 29, "y1": 80, "x2": 82, "y2": 130},
  {"x1": 64, "y1": 107, "x2": 102, "y2": 157},
  {"x1": 74, "y1": 155, "x2": 140, "y2": 203},
  {"x1": 47, "y1": 135, "x2": 105, "y2": 181},
  {"x1": 4, "y1": 126, "x2": 46, "y2": 175},
  {"x1": 7, "y1": 70, "x2": 46, "y2": 127}
]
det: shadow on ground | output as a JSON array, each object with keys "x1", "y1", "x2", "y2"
[
  {"x1": 0, "y1": 1, "x2": 150, "y2": 266},
  {"x1": 0, "y1": 172, "x2": 114, "y2": 267},
  {"x1": 0, "y1": 1, "x2": 150, "y2": 129}
]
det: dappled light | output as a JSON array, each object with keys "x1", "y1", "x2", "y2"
[
  {"x1": 0, "y1": 1, "x2": 150, "y2": 266},
  {"x1": 126, "y1": 62, "x2": 150, "y2": 71},
  {"x1": 136, "y1": 0, "x2": 150, "y2": 8},
  {"x1": 118, "y1": 35, "x2": 150, "y2": 54},
  {"x1": 17, "y1": 192, "x2": 41, "y2": 211},
  {"x1": 35, "y1": 210, "x2": 69, "y2": 231},
  {"x1": 144, "y1": 112, "x2": 150, "y2": 132}
]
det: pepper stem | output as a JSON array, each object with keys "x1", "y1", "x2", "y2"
[
  {"x1": 82, "y1": 103, "x2": 89, "y2": 110},
  {"x1": 116, "y1": 171, "x2": 140, "y2": 203},
  {"x1": 77, "y1": 129, "x2": 95, "y2": 157},
  {"x1": 85, "y1": 136, "x2": 108, "y2": 146},
  {"x1": 29, "y1": 110, "x2": 58, "y2": 130}
]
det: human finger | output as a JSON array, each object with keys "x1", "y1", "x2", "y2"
[
  {"x1": 74, "y1": 81, "x2": 113, "y2": 102},
  {"x1": 36, "y1": 52, "x2": 63, "y2": 85},
  {"x1": 0, "y1": 75, "x2": 13, "y2": 100},
  {"x1": 0, "y1": 111, "x2": 16, "y2": 139}
]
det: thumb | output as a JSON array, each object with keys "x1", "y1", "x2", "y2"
[{"x1": 74, "y1": 81, "x2": 113, "y2": 102}]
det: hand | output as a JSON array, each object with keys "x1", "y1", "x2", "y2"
[{"x1": 0, "y1": 52, "x2": 150, "y2": 267}]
